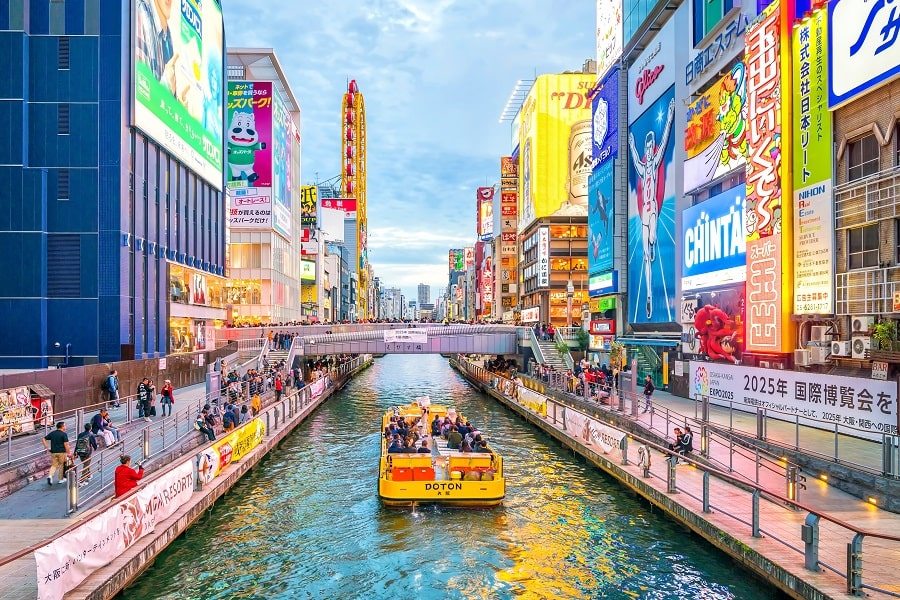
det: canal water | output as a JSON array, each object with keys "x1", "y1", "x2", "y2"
[{"x1": 127, "y1": 354, "x2": 778, "y2": 599}]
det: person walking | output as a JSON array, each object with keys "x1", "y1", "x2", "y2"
[
  {"x1": 642, "y1": 375, "x2": 655, "y2": 414},
  {"x1": 74, "y1": 423, "x2": 98, "y2": 485},
  {"x1": 159, "y1": 379, "x2": 175, "y2": 417},
  {"x1": 274, "y1": 374, "x2": 284, "y2": 402},
  {"x1": 102, "y1": 369, "x2": 120, "y2": 408},
  {"x1": 42, "y1": 421, "x2": 71, "y2": 486},
  {"x1": 137, "y1": 378, "x2": 154, "y2": 422},
  {"x1": 114, "y1": 455, "x2": 144, "y2": 497}
]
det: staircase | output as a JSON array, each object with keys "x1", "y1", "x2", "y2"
[
  {"x1": 535, "y1": 340, "x2": 570, "y2": 370},
  {"x1": 266, "y1": 349, "x2": 289, "y2": 367},
  {"x1": 633, "y1": 345, "x2": 662, "y2": 388}
]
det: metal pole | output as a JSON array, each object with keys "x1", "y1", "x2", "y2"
[
  {"x1": 6, "y1": 426, "x2": 11, "y2": 464},
  {"x1": 702, "y1": 395, "x2": 709, "y2": 422},
  {"x1": 834, "y1": 422, "x2": 839, "y2": 462},
  {"x1": 702, "y1": 471, "x2": 711, "y2": 513},
  {"x1": 701, "y1": 424, "x2": 709, "y2": 458},
  {"x1": 193, "y1": 454, "x2": 202, "y2": 491},
  {"x1": 787, "y1": 465, "x2": 799, "y2": 501},
  {"x1": 66, "y1": 473, "x2": 78, "y2": 515},
  {"x1": 75, "y1": 409, "x2": 83, "y2": 436},
  {"x1": 620, "y1": 437, "x2": 628, "y2": 466},
  {"x1": 847, "y1": 533, "x2": 864, "y2": 596},
  {"x1": 882, "y1": 434, "x2": 895, "y2": 477},
  {"x1": 751, "y1": 490, "x2": 761, "y2": 537},
  {"x1": 795, "y1": 414, "x2": 800, "y2": 450},
  {"x1": 142, "y1": 427, "x2": 150, "y2": 459},
  {"x1": 729, "y1": 437, "x2": 734, "y2": 472},
  {"x1": 756, "y1": 408, "x2": 765, "y2": 440},
  {"x1": 755, "y1": 447, "x2": 760, "y2": 484},
  {"x1": 802, "y1": 513, "x2": 820, "y2": 571},
  {"x1": 729, "y1": 401, "x2": 733, "y2": 432},
  {"x1": 666, "y1": 455, "x2": 677, "y2": 493}
]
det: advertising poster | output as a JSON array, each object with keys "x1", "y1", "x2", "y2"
[
  {"x1": 197, "y1": 418, "x2": 266, "y2": 484},
  {"x1": 682, "y1": 286, "x2": 745, "y2": 363},
  {"x1": 682, "y1": 187, "x2": 747, "y2": 291},
  {"x1": 226, "y1": 81, "x2": 272, "y2": 189},
  {"x1": 744, "y1": 1, "x2": 790, "y2": 353},
  {"x1": 689, "y1": 361, "x2": 898, "y2": 441},
  {"x1": 518, "y1": 73, "x2": 596, "y2": 231},
  {"x1": 300, "y1": 185, "x2": 318, "y2": 228},
  {"x1": 596, "y1": 0, "x2": 623, "y2": 78},
  {"x1": 301, "y1": 260, "x2": 316, "y2": 281},
  {"x1": 464, "y1": 246, "x2": 475, "y2": 269},
  {"x1": 449, "y1": 249, "x2": 464, "y2": 272},
  {"x1": 500, "y1": 156, "x2": 518, "y2": 187},
  {"x1": 828, "y1": 0, "x2": 900, "y2": 108},
  {"x1": 477, "y1": 187, "x2": 495, "y2": 239},
  {"x1": 683, "y1": 62, "x2": 748, "y2": 193},
  {"x1": 133, "y1": 0, "x2": 224, "y2": 188},
  {"x1": 592, "y1": 66, "x2": 619, "y2": 165},
  {"x1": 537, "y1": 227, "x2": 550, "y2": 288},
  {"x1": 228, "y1": 187, "x2": 271, "y2": 229},
  {"x1": 793, "y1": 8, "x2": 834, "y2": 315},
  {"x1": 626, "y1": 84, "x2": 677, "y2": 324},
  {"x1": 271, "y1": 93, "x2": 292, "y2": 240},
  {"x1": 588, "y1": 161, "x2": 615, "y2": 275}
]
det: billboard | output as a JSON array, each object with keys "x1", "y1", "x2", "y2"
[
  {"x1": 321, "y1": 197, "x2": 357, "y2": 216},
  {"x1": 682, "y1": 187, "x2": 747, "y2": 291},
  {"x1": 301, "y1": 260, "x2": 316, "y2": 281},
  {"x1": 744, "y1": 0, "x2": 792, "y2": 353},
  {"x1": 226, "y1": 81, "x2": 272, "y2": 189},
  {"x1": 592, "y1": 66, "x2": 619, "y2": 165},
  {"x1": 682, "y1": 287, "x2": 745, "y2": 363},
  {"x1": 689, "y1": 360, "x2": 898, "y2": 441},
  {"x1": 228, "y1": 187, "x2": 271, "y2": 228},
  {"x1": 589, "y1": 271, "x2": 618, "y2": 296},
  {"x1": 477, "y1": 187, "x2": 495, "y2": 239},
  {"x1": 518, "y1": 74, "x2": 596, "y2": 231},
  {"x1": 828, "y1": 0, "x2": 900, "y2": 108},
  {"x1": 464, "y1": 246, "x2": 475, "y2": 269},
  {"x1": 300, "y1": 185, "x2": 317, "y2": 228},
  {"x1": 589, "y1": 160, "x2": 615, "y2": 275},
  {"x1": 500, "y1": 156, "x2": 518, "y2": 187},
  {"x1": 596, "y1": 0, "x2": 623, "y2": 79},
  {"x1": 271, "y1": 93, "x2": 293, "y2": 240},
  {"x1": 793, "y1": 8, "x2": 834, "y2": 315},
  {"x1": 133, "y1": 0, "x2": 224, "y2": 189},
  {"x1": 683, "y1": 62, "x2": 748, "y2": 193}
]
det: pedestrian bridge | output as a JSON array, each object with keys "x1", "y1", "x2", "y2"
[{"x1": 291, "y1": 324, "x2": 522, "y2": 356}]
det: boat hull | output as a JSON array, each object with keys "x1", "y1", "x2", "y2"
[{"x1": 378, "y1": 477, "x2": 505, "y2": 507}]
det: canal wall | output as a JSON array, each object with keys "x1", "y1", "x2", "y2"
[
  {"x1": 452, "y1": 360, "x2": 854, "y2": 600},
  {"x1": 63, "y1": 359, "x2": 373, "y2": 600}
]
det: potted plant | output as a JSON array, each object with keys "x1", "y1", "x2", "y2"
[{"x1": 872, "y1": 320, "x2": 898, "y2": 352}]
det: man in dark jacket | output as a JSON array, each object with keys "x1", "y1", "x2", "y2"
[{"x1": 137, "y1": 378, "x2": 154, "y2": 422}]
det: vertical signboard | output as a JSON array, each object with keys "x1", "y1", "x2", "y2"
[
  {"x1": 477, "y1": 187, "x2": 495, "y2": 239},
  {"x1": 589, "y1": 161, "x2": 615, "y2": 275},
  {"x1": 271, "y1": 93, "x2": 292, "y2": 240},
  {"x1": 627, "y1": 15, "x2": 679, "y2": 325},
  {"x1": 537, "y1": 227, "x2": 550, "y2": 288},
  {"x1": 744, "y1": 0, "x2": 792, "y2": 353},
  {"x1": 596, "y1": 0, "x2": 623, "y2": 79},
  {"x1": 300, "y1": 185, "x2": 318, "y2": 229},
  {"x1": 793, "y1": 8, "x2": 834, "y2": 315},
  {"x1": 133, "y1": 0, "x2": 224, "y2": 188},
  {"x1": 683, "y1": 63, "x2": 748, "y2": 193}
]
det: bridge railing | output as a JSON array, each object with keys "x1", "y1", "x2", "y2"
[
  {"x1": 300, "y1": 324, "x2": 523, "y2": 345},
  {"x1": 456, "y1": 357, "x2": 900, "y2": 598}
]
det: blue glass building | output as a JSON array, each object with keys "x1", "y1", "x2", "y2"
[{"x1": 0, "y1": 0, "x2": 226, "y2": 367}]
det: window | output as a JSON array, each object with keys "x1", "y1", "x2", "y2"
[
  {"x1": 57, "y1": 104, "x2": 69, "y2": 135},
  {"x1": 848, "y1": 224, "x2": 879, "y2": 269},
  {"x1": 692, "y1": 0, "x2": 734, "y2": 46},
  {"x1": 847, "y1": 134, "x2": 879, "y2": 181},
  {"x1": 58, "y1": 37, "x2": 70, "y2": 70},
  {"x1": 57, "y1": 169, "x2": 69, "y2": 200}
]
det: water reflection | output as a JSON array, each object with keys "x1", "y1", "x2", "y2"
[{"x1": 126, "y1": 354, "x2": 777, "y2": 599}]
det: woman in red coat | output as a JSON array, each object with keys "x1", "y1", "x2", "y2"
[{"x1": 114, "y1": 455, "x2": 144, "y2": 497}]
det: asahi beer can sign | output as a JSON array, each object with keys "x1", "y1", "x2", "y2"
[{"x1": 568, "y1": 119, "x2": 592, "y2": 206}]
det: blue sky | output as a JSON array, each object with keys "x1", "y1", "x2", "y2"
[{"x1": 223, "y1": 0, "x2": 595, "y2": 299}]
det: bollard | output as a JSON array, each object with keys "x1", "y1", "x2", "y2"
[
  {"x1": 620, "y1": 437, "x2": 628, "y2": 466},
  {"x1": 701, "y1": 395, "x2": 709, "y2": 422},
  {"x1": 66, "y1": 473, "x2": 78, "y2": 515},
  {"x1": 702, "y1": 471, "x2": 711, "y2": 513},
  {"x1": 847, "y1": 533, "x2": 864, "y2": 596},
  {"x1": 801, "y1": 513, "x2": 820, "y2": 571},
  {"x1": 882, "y1": 434, "x2": 897, "y2": 477},
  {"x1": 142, "y1": 427, "x2": 150, "y2": 459},
  {"x1": 6, "y1": 426, "x2": 12, "y2": 464},
  {"x1": 700, "y1": 424, "x2": 709, "y2": 458},
  {"x1": 618, "y1": 388, "x2": 625, "y2": 413},
  {"x1": 751, "y1": 489, "x2": 761, "y2": 537},
  {"x1": 193, "y1": 455, "x2": 202, "y2": 491},
  {"x1": 639, "y1": 445, "x2": 651, "y2": 477},
  {"x1": 273, "y1": 407, "x2": 280, "y2": 430},
  {"x1": 631, "y1": 393, "x2": 638, "y2": 418},
  {"x1": 787, "y1": 465, "x2": 799, "y2": 502},
  {"x1": 666, "y1": 455, "x2": 677, "y2": 493},
  {"x1": 756, "y1": 408, "x2": 766, "y2": 440},
  {"x1": 265, "y1": 410, "x2": 271, "y2": 433}
]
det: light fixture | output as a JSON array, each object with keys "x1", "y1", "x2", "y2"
[
  {"x1": 819, "y1": 473, "x2": 828, "y2": 482},
  {"x1": 868, "y1": 497, "x2": 878, "y2": 506}
]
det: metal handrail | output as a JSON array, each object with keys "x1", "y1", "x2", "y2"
[
  {"x1": 553, "y1": 329, "x2": 575, "y2": 370},
  {"x1": 301, "y1": 324, "x2": 522, "y2": 345},
  {"x1": 458, "y1": 358, "x2": 900, "y2": 597},
  {"x1": 528, "y1": 327, "x2": 547, "y2": 365}
]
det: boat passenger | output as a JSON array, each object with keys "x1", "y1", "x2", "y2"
[
  {"x1": 477, "y1": 437, "x2": 492, "y2": 453},
  {"x1": 447, "y1": 426, "x2": 462, "y2": 450},
  {"x1": 387, "y1": 436, "x2": 404, "y2": 453},
  {"x1": 417, "y1": 439, "x2": 431, "y2": 454},
  {"x1": 401, "y1": 439, "x2": 418, "y2": 453},
  {"x1": 459, "y1": 439, "x2": 473, "y2": 453},
  {"x1": 431, "y1": 415, "x2": 442, "y2": 436}
]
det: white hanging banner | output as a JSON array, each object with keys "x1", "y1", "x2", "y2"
[{"x1": 383, "y1": 329, "x2": 428, "y2": 344}]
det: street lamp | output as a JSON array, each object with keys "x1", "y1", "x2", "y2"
[
  {"x1": 566, "y1": 280, "x2": 574, "y2": 328},
  {"x1": 53, "y1": 342, "x2": 71, "y2": 368}
]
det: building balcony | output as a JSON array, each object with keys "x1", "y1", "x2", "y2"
[
  {"x1": 835, "y1": 165, "x2": 900, "y2": 229},
  {"x1": 836, "y1": 265, "x2": 900, "y2": 316}
]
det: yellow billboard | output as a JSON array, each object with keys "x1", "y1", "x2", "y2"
[
  {"x1": 197, "y1": 418, "x2": 266, "y2": 484},
  {"x1": 518, "y1": 73, "x2": 596, "y2": 231}
]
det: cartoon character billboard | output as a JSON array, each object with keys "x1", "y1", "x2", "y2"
[
  {"x1": 133, "y1": 0, "x2": 224, "y2": 189},
  {"x1": 226, "y1": 81, "x2": 272, "y2": 189},
  {"x1": 589, "y1": 160, "x2": 615, "y2": 275},
  {"x1": 683, "y1": 63, "x2": 748, "y2": 193},
  {"x1": 681, "y1": 287, "x2": 745, "y2": 363},
  {"x1": 627, "y1": 85, "x2": 677, "y2": 324}
]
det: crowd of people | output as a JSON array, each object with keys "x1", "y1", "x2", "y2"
[
  {"x1": 532, "y1": 322, "x2": 556, "y2": 341},
  {"x1": 384, "y1": 410, "x2": 492, "y2": 455}
]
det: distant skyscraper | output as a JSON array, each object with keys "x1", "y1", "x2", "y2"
[{"x1": 417, "y1": 283, "x2": 431, "y2": 306}]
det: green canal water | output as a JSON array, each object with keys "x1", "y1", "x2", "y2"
[{"x1": 126, "y1": 354, "x2": 779, "y2": 599}]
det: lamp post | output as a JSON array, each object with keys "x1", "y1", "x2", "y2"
[
  {"x1": 53, "y1": 342, "x2": 71, "y2": 368},
  {"x1": 566, "y1": 279, "x2": 574, "y2": 328}
]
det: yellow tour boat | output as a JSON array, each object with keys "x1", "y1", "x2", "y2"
[{"x1": 378, "y1": 397, "x2": 505, "y2": 507}]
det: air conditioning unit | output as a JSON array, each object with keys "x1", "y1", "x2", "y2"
[
  {"x1": 793, "y1": 349, "x2": 811, "y2": 366},
  {"x1": 851, "y1": 315, "x2": 874, "y2": 333},
  {"x1": 810, "y1": 346, "x2": 831, "y2": 364},
  {"x1": 831, "y1": 341, "x2": 852, "y2": 357},
  {"x1": 810, "y1": 326, "x2": 831, "y2": 342},
  {"x1": 852, "y1": 337, "x2": 872, "y2": 359}
]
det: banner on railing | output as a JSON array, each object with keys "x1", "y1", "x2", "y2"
[
  {"x1": 689, "y1": 361, "x2": 898, "y2": 441},
  {"x1": 560, "y1": 406, "x2": 626, "y2": 455},
  {"x1": 516, "y1": 386, "x2": 547, "y2": 416},
  {"x1": 197, "y1": 418, "x2": 266, "y2": 484},
  {"x1": 383, "y1": 329, "x2": 428, "y2": 344},
  {"x1": 35, "y1": 459, "x2": 195, "y2": 600},
  {"x1": 309, "y1": 377, "x2": 328, "y2": 398}
]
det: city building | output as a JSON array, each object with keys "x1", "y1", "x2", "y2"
[
  {"x1": 0, "y1": 0, "x2": 227, "y2": 367},
  {"x1": 225, "y1": 48, "x2": 302, "y2": 325},
  {"x1": 417, "y1": 283, "x2": 431, "y2": 306}
]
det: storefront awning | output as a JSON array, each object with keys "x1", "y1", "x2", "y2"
[{"x1": 617, "y1": 338, "x2": 679, "y2": 347}]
